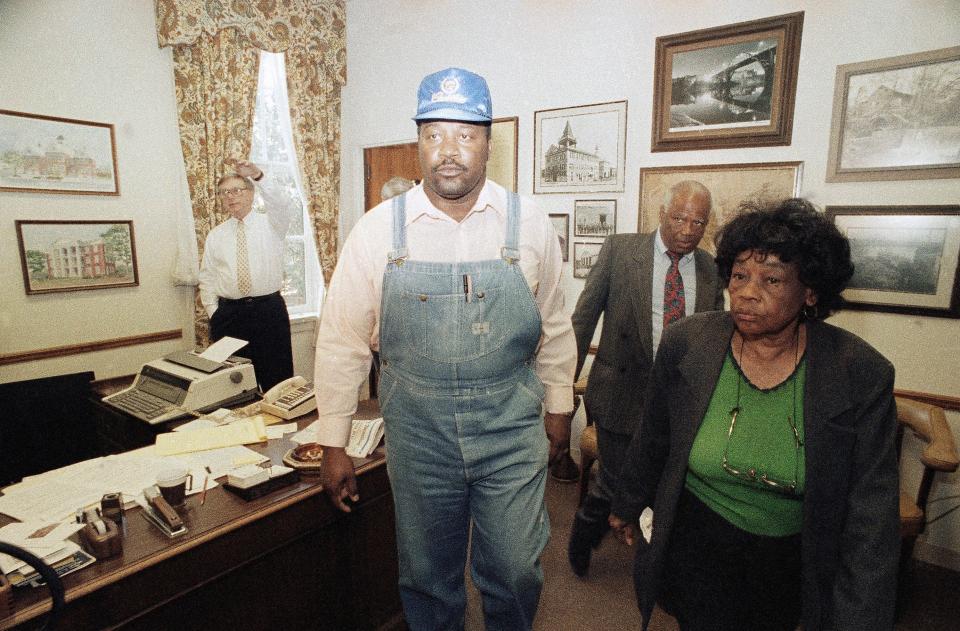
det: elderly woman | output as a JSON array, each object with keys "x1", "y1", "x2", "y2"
[{"x1": 610, "y1": 199, "x2": 899, "y2": 631}]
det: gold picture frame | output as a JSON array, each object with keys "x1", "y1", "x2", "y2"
[
  {"x1": 651, "y1": 12, "x2": 803, "y2": 152},
  {"x1": 826, "y1": 46, "x2": 960, "y2": 182},
  {"x1": 638, "y1": 162, "x2": 802, "y2": 253},
  {"x1": 0, "y1": 109, "x2": 120, "y2": 195},
  {"x1": 488, "y1": 116, "x2": 518, "y2": 192}
]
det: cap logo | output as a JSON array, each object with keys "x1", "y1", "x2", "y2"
[{"x1": 431, "y1": 76, "x2": 467, "y2": 104}]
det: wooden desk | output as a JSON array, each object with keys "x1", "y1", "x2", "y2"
[{"x1": 0, "y1": 400, "x2": 402, "y2": 631}]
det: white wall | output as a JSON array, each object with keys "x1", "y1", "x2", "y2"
[
  {"x1": 341, "y1": 0, "x2": 960, "y2": 565},
  {"x1": 0, "y1": 0, "x2": 318, "y2": 384}
]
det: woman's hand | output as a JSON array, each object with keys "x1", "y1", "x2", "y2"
[{"x1": 609, "y1": 514, "x2": 637, "y2": 546}]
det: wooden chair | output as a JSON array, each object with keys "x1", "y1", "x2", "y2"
[
  {"x1": 575, "y1": 374, "x2": 597, "y2": 506},
  {"x1": 895, "y1": 396, "x2": 959, "y2": 607}
]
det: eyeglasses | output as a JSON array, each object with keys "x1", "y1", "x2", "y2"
[
  {"x1": 217, "y1": 187, "x2": 250, "y2": 198},
  {"x1": 720, "y1": 406, "x2": 803, "y2": 496}
]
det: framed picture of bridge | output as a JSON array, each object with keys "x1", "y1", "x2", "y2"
[
  {"x1": 826, "y1": 46, "x2": 960, "y2": 182},
  {"x1": 651, "y1": 12, "x2": 804, "y2": 152}
]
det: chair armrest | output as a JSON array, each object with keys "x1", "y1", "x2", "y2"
[{"x1": 896, "y1": 396, "x2": 960, "y2": 472}]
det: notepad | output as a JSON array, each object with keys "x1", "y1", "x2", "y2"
[{"x1": 155, "y1": 417, "x2": 268, "y2": 456}]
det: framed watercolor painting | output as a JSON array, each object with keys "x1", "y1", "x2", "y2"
[
  {"x1": 651, "y1": 12, "x2": 803, "y2": 152},
  {"x1": 0, "y1": 110, "x2": 119, "y2": 195},
  {"x1": 534, "y1": 101, "x2": 627, "y2": 193},
  {"x1": 826, "y1": 205, "x2": 960, "y2": 318},
  {"x1": 638, "y1": 162, "x2": 802, "y2": 253},
  {"x1": 826, "y1": 46, "x2": 960, "y2": 182},
  {"x1": 16, "y1": 220, "x2": 138, "y2": 294}
]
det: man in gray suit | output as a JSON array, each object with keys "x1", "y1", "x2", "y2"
[{"x1": 568, "y1": 180, "x2": 724, "y2": 576}]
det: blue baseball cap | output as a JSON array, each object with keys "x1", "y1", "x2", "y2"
[{"x1": 413, "y1": 67, "x2": 492, "y2": 123}]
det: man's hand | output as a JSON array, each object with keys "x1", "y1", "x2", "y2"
[
  {"x1": 319, "y1": 446, "x2": 359, "y2": 512},
  {"x1": 225, "y1": 157, "x2": 263, "y2": 181},
  {"x1": 609, "y1": 514, "x2": 637, "y2": 546},
  {"x1": 544, "y1": 411, "x2": 573, "y2": 468}
]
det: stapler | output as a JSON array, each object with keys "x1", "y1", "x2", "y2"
[{"x1": 141, "y1": 487, "x2": 187, "y2": 537}]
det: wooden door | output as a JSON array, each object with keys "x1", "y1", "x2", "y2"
[{"x1": 363, "y1": 142, "x2": 420, "y2": 212}]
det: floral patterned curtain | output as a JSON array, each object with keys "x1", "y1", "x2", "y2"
[{"x1": 155, "y1": 0, "x2": 346, "y2": 344}]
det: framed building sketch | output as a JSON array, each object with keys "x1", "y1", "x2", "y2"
[
  {"x1": 548, "y1": 213, "x2": 569, "y2": 262},
  {"x1": 651, "y1": 12, "x2": 803, "y2": 152},
  {"x1": 15, "y1": 220, "x2": 138, "y2": 295},
  {"x1": 638, "y1": 162, "x2": 802, "y2": 253},
  {"x1": 0, "y1": 109, "x2": 120, "y2": 195},
  {"x1": 825, "y1": 205, "x2": 960, "y2": 318},
  {"x1": 826, "y1": 46, "x2": 960, "y2": 182},
  {"x1": 573, "y1": 242, "x2": 602, "y2": 279},
  {"x1": 488, "y1": 116, "x2": 519, "y2": 191},
  {"x1": 574, "y1": 200, "x2": 617, "y2": 238},
  {"x1": 534, "y1": 101, "x2": 627, "y2": 193}
]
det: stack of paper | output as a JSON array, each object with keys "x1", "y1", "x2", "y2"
[
  {"x1": 346, "y1": 418, "x2": 385, "y2": 458},
  {"x1": 155, "y1": 417, "x2": 268, "y2": 456},
  {"x1": 0, "y1": 521, "x2": 85, "y2": 575}
]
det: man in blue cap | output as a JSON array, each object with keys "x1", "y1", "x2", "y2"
[{"x1": 313, "y1": 67, "x2": 576, "y2": 629}]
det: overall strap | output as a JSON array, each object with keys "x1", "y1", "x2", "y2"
[
  {"x1": 500, "y1": 191, "x2": 521, "y2": 263},
  {"x1": 387, "y1": 193, "x2": 409, "y2": 264}
]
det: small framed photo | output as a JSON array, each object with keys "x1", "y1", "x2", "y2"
[
  {"x1": 651, "y1": 12, "x2": 804, "y2": 152},
  {"x1": 826, "y1": 46, "x2": 960, "y2": 182},
  {"x1": 638, "y1": 161, "x2": 802, "y2": 253},
  {"x1": 488, "y1": 116, "x2": 519, "y2": 192},
  {"x1": 574, "y1": 200, "x2": 617, "y2": 238},
  {"x1": 548, "y1": 213, "x2": 569, "y2": 262},
  {"x1": 573, "y1": 242, "x2": 603, "y2": 279},
  {"x1": 15, "y1": 220, "x2": 139, "y2": 295},
  {"x1": 534, "y1": 100, "x2": 627, "y2": 194},
  {"x1": 0, "y1": 109, "x2": 120, "y2": 195},
  {"x1": 826, "y1": 205, "x2": 960, "y2": 318}
]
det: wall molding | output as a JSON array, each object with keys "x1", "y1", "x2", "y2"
[{"x1": 0, "y1": 330, "x2": 183, "y2": 366}]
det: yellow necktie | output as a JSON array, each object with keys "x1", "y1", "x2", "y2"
[{"x1": 236, "y1": 221, "x2": 252, "y2": 296}]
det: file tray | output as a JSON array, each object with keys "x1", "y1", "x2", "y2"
[{"x1": 223, "y1": 468, "x2": 299, "y2": 501}]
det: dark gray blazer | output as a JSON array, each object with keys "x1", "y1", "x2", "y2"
[
  {"x1": 613, "y1": 311, "x2": 899, "y2": 631},
  {"x1": 572, "y1": 231, "x2": 724, "y2": 436}
]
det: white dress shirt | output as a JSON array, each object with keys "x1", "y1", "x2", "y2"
[
  {"x1": 198, "y1": 173, "x2": 296, "y2": 317},
  {"x1": 651, "y1": 229, "x2": 698, "y2": 357},
  {"x1": 313, "y1": 180, "x2": 577, "y2": 447}
]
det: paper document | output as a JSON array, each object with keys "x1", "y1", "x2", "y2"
[
  {"x1": 199, "y1": 335, "x2": 248, "y2": 363},
  {"x1": 345, "y1": 418, "x2": 385, "y2": 459},
  {"x1": 155, "y1": 417, "x2": 267, "y2": 456}
]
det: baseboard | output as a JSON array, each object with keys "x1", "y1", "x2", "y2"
[{"x1": 913, "y1": 539, "x2": 960, "y2": 572}]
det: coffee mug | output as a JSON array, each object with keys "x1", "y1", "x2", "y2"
[{"x1": 156, "y1": 468, "x2": 193, "y2": 507}]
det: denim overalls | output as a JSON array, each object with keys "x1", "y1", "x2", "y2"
[{"x1": 378, "y1": 191, "x2": 550, "y2": 630}]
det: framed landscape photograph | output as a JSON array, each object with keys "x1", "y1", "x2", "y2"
[
  {"x1": 826, "y1": 46, "x2": 960, "y2": 182},
  {"x1": 0, "y1": 110, "x2": 119, "y2": 195},
  {"x1": 548, "y1": 213, "x2": 569, "y2": 262},
  {"x1": 825, "y1": 206, "x2": 960, "y2": 318},
  {"x1": 651, "y1": 12, "x2": 803, "y2": 152},
  {"x1": 638, "y1": 161, "x2": 802, "y2": 252},
  {"x1": 574, "y1": 200, "x2": 617, "y2": 238},
  {"x1": 573, "y1": 242, "x2": 603, "y2": 279},
  {"x1": 488, "y1": 116, "x2": 519, "y2": 191},
  {"x1": 534, "y1": 101, "x2": 627, "y2": 194},
  {"x1": 16, "y1": 220, "x2": 138, "y2": 295}
]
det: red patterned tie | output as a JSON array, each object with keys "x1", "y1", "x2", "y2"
[{"x1": 663, "y1": 251, "x2": 686, "y2": 327}]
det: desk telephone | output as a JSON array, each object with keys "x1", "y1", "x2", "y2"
[{"x1": 260, "y1": 376, "x2": 317, "y2": 420}]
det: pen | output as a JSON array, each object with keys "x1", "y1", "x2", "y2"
[{"x1": 200, "y1": 466, "x2": 211, "y2": 505}]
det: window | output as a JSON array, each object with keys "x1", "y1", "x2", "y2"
[{"x1": 250, "y1": 51, "x2": 323, "y2": 316}]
